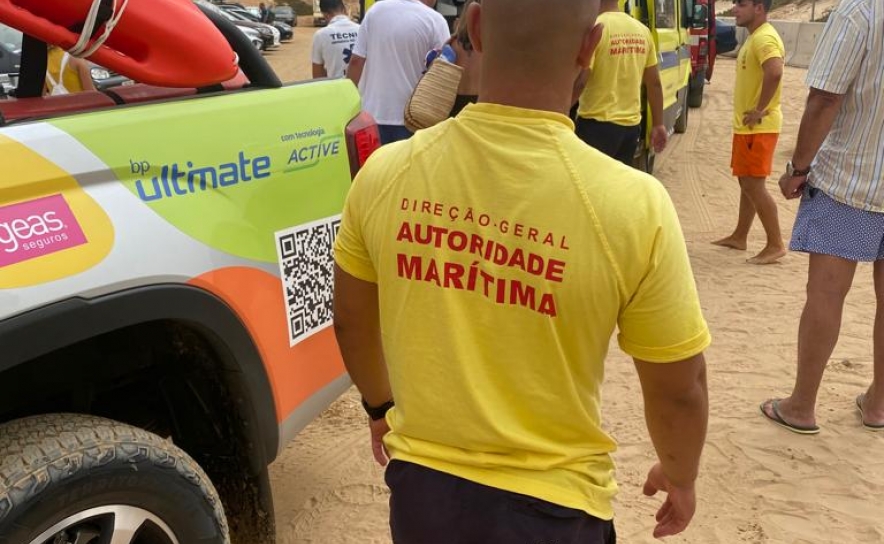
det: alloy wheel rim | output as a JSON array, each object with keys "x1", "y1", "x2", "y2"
[{"x1": 28, "y1": 505, "x2": 179, "y2": 544}]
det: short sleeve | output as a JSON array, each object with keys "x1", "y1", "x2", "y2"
[
  {"x1": 617, "y1": 190, "x2": 711, "y2": 363},
  {"x1": 352, "y1": 13, "x2": 370, "y2": 58},
  {"x1": 645, "y1": 30, "x2": 658, "y2": 68},
  {"x1": 431, "y1": 13, "x2": 451, "y2": 49},
  {"x1": 311, "y1": 33, "x2": 324, "y2": 65},
  {"x1": 806, "y1": 9, "x2": 866, "y2": 94},
  {"x1": 754, "y1": 32, "x2": 783, "y2": 64},
  {"x1": 334, "y1": 172, "x2": 378, "y2": 283}
]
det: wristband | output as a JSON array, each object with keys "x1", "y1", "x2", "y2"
[{"x1": 361, "y1": 398, "x2": 394, "y2": 421}]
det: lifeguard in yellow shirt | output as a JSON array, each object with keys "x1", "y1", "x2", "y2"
[
  {"x1": 575, "y1": 0, "x2": 667, "y2": 165},
  {"x1": 712, "y1": 0, "x2": 786, "y2": 264},
  {"x1": 333, "y1": 0, "x2": 710, "y2": 541}
]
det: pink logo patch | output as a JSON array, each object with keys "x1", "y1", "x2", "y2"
[{"x1": 0, "y1": 194, "x2": 88, "y2": 268}]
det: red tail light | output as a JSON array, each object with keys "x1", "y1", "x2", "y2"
[
  {"x1": 699, "y1": 38, "x2": 708, "y2": 58},
  {"x1": 345, "y1": 111, "x2": 381, "y2": 179}
]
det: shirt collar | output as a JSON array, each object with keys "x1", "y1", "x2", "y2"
[{"x1": 457, "y1": 102, "x2": 576, "y2": 131}]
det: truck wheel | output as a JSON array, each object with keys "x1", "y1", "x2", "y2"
[
  {"x1": 688, "y1": 73, "x2": 705, "y2": 108},
  {"x1": 634, "y1": 147, "x2": 655, "y2": 175},
  {"x1": 674, "y1": 91, "x2": 689, "y2": 134},
  {"x1": 0, "y1": 414, "x2": 229, "y2": 544}
]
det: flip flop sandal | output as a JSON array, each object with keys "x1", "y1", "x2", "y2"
[
  {"x1": 855, "y1": 394, "x2": 884, "y2": 432},
  {"x1": 759, "y1": 399, "x2": 820, "y2": 435}
]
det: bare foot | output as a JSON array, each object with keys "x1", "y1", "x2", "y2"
[
  {"x1": 711, "y1": 236, "x2": 747, "y2": 250},
  {"x1": 746, "y1": 246, "x2": 786, "y2": 265}
]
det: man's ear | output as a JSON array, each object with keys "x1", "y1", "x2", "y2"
[
  {"x1": 577, "y1": 23, "x2": 604, "y2": 69},
  {"x1": 466, "y1": 2, "x2": 483, "y2": 53}
]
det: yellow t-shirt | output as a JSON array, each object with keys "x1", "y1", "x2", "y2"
[
  {"x1": 733, "y1": 22, "x2": 784, "y2": 134},
  {"x1": 45, "y1": 48, "x2": 87, "y2": 95},
  {"x1": 334, "y1": 103, "x2": 710, "y2": 520},
  {"x1": 577, "y1": 12, "x2": 658, "y2": 126}
]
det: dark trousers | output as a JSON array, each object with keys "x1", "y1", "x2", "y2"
[
  {"x1": 386, "y1": 460, "x2": 616, "y2": 544},
  {"x1": 378, "y1": 124, "x2": 413, "y2": 145},
  {"x1": 575, "y1": 117, "x2": 641, "y2": 166}
]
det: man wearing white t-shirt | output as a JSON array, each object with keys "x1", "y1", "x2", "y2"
[
  {"x1": 347, "y1": 0, "x2": 450, "y2": 144},
  {"x1": 311, "y1": 0, "x2": 360, "y2": 79}
]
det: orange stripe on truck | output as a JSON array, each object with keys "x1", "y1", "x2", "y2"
[{"x1": 188, "y1": 266, "x2": 346, "y2": 422}]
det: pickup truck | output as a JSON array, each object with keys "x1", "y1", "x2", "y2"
[{"x1": 0, "y1": 1, "x2": 378, "y2": 543}]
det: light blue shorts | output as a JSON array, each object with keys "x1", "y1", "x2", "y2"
[{"x1": 790, "y1": 186, "x2": 884, "y2": 262}]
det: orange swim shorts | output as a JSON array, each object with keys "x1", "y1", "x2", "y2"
[{"x1": 731, "y1": 133, "x2": 779, "y2": 178}]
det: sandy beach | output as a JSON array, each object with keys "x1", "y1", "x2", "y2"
[{"x1": 266, "y1": 28, "x2": 884, "y2": 544}]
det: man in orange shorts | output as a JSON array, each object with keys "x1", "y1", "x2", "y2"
[{"x1": 713, "y1": 0, "x2": 786, "y2": 264}]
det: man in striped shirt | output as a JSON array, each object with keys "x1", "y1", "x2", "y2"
[{"x1": 760, "y1": 0, "x2": 884, "y2": 434}]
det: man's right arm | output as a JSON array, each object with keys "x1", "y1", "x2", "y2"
[
  {"x1": 642, "y1": 65, "x2": 667, "y2": 153},
  {"x1": 634, "y1": 353, "x2": 707, "y2": 537},
  {"x1": 348, "y1": 55, "x2": 366, "y2": 86}
]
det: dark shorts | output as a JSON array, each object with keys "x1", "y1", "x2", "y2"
[
  {"x1": 378, "y1": 124, "x2": 413, "y2": 145},
  {"x1": 790, "y1": 186, "x2": 884, "y2": 261},
  {"x1": 385, "y1": 460, "x2": 616, "y2": 544},
  {"x1": 574, "y1": 117, "x2": 641, "y2": 166}
]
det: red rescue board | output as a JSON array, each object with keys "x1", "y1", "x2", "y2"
[{"x1": 0, "y1": 0, "x2": 238, "y2": 87}]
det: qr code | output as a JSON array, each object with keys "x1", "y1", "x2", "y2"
[{"x1": 275, "y1": 215, "x2": 341, "y2": 346}]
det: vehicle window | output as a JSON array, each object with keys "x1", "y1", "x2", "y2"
[
  {"x1": 0, "y1": 23, "x2": 22, "y2": 53},
  {"x1": 692, "y1": 4, "x2": 708, "y2": 28},
  {"x1": 655, "y1": 0, "x2": 676, "y2": 28}
]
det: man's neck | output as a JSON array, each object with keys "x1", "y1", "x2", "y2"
[
  {"x1": 747, "y1": 16, "x2": 767, "y2": 33},
  {"x1": 599, "y1": 2, "x2": 620, "y2": 14}
]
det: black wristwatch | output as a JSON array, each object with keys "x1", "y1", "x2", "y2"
[
  {"x1": 361, "y1": 398, "x2": 394, "y2": 421},
  {"x1": 786, "y1": 160, "x2": 811, "y2": 177}
]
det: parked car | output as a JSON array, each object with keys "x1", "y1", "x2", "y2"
[
  {"x1": 203, "y1": 2, "x2": 279, "y2": 49},
  {"x1": 0, "y1": 0, "x2": 379, "y2": 543},
  {"x1": 716, "y1": 19, "x2": 738, "y2": 56},
  {"x1": 220, "y1": 4, "x2": 293, "y2": 40},
  {"x1": 271, "y1": 4, "x2": 295, "y2": 25},
  {"x1": 240, "y1": 25, "x2": 266, "y2": 50}
]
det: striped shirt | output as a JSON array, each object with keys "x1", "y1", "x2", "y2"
[{"x1": 806, "y1": 0, "x2": 884, "y2": 212}]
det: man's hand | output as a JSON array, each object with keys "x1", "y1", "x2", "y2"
[
  {"x1": 369, "y1": 417, "x2": 391, "y2": 466},
  {"x1": 651, "y1": 125, "x2": 668, "y2": 154},
  {"x1": 643, "y1": 463, "x2": 697, "y2": 538},
  {"x1": 742, "y1": 108, "x2": 767, "y2": 129},
  {"x1": 778, "y1": 172, "x2": 806, "y2": 199}
]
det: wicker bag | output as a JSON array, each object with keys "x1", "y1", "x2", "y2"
[{"x1": 404, "y1": 57, "x2": 463, "y2": 133}]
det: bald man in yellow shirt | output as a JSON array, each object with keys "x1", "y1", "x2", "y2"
[{"x1": 334, "y1": 0, "x2": 709, "y2": 541}]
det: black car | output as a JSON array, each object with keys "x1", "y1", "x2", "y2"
[{"x1": 221, "y1": 5, "x2": 293, "y2": 40}]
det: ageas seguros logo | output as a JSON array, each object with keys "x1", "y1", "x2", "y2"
[{"x1": 0, "y1": 194, "x2": 88, "y2": 268}]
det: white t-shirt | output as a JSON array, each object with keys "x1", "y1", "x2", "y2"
[
  {"x1": 311, "y1": 15, "x2": 361, "y2": 79},
  {"x1": 352, "y1": 0, "x2": 450, "y2": 125}
]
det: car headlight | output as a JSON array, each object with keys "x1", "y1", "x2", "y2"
[{"x1": 91, "y1": 67, "x2": 111, "y2": 80}]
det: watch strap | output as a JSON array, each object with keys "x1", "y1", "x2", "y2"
[{"x1": 361, "y1": 398, "x2": 395, "y2": 421}]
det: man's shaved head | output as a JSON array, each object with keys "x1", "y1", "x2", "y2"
[{"x1": 467, "y1": 0, "x2": 602, "y2": 113}]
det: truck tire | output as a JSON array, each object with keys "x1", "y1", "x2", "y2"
[
  {"x1": 688, "y1": 73, "x2": 705, "y2": 108},
  {"x1": 634, "y1": 147, "x2": 655, "y2": 175},
  {"x1": 0, "y1": 414, "x2": 229, "y2": 544},
  {"x1": 674, "y1": 90, "x2": 689, "y2": 134}
]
